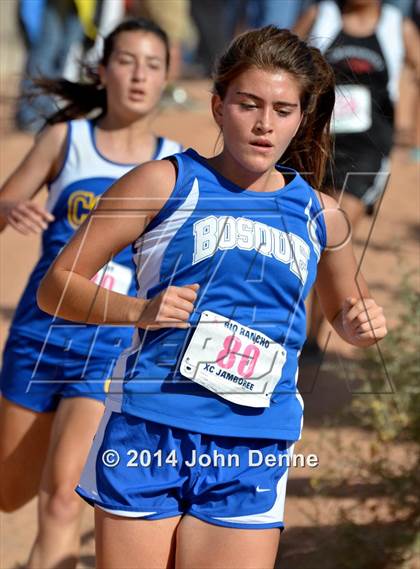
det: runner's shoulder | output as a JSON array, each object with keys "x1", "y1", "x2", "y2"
[
  {"x1": 114, "y1": 157, "x2": 178, "y2": 202},
  {"x1": 314, "y1": 191, "x2": 350, "y2": 250},
  {"x1": 35, "y1": 122, "x2": 68, "y2": 148}
]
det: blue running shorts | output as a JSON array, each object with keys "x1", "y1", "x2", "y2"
[
  {"x1": 77, "y1": 402, "x2": 294, "y2": 530},
  {"x1": 0, "y1": 333, "x2": 114, "y2": 412}
]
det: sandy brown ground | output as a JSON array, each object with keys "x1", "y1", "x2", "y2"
[{"x1": 0, "y1": 77, "x2": 419, "y2": 568}]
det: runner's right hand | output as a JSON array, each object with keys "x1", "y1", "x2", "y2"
[
  {"x1": 137, "y1": 284, "x2": 200, "y2": 329},
  {"x1": 6, "y1": 201, "x2": 55, "y2": 235}
]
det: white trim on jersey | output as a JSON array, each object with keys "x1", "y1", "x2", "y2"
[
  {"x1": 133, "y1": 177, "x2": 200, "y2": 299},
  {"x1": 361, "y1": 157, "x2": 391, "y2": 206},
  {"x1": 294, "y1": 367, "x2": 305, "y2": 440},
  {"x1": 305, "y1": 198, "x2": 322, "y2": 261},
  {"x1": 376, "y1": 4, "x2": 404, "y2": 102},
  {"x1": 46, "y1": 119, "x2": 182, "y2": 213},
  {"x1": 160, "y1": 138, "x2": 184, "y2": 158},
  {"x1": 106, "y1": 352, "x2": 132, "y2": 412},
  {"x1": 104, "y1": 178, "x2": 199, "y2": 410},
  {"x1": 309, "y1": 0, "x2": 342, "y2": 52}
]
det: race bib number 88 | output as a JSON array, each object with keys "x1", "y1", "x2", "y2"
[{"x1": 180, "y1": 311, "x2": 286, "y2": 408}]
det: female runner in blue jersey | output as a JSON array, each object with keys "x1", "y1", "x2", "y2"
[
  {"x1": 0, "y1": 18, "x2": 181, "y2": 568},
  {"x1": 39, "y1": 26, "x2": 387, "y2": 569}
]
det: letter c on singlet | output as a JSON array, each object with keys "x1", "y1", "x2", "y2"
[{"x1": 67, "y1": 190, "x2": 98, "y2": 229}]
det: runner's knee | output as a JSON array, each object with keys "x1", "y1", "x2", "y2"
[{"x1": 43, "y1": 484, "x2": 83, "y2": 524}]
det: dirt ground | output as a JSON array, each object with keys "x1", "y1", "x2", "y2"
[{"x1": 0, "y1": 76, "x2": 419, "y2": 569}]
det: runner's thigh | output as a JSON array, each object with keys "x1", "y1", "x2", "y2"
[
  {"x1": 39, "y1": 396, "x2": 105, "y2": 495},
  {"x1": 95, "y1": 506, "x2": 181, "y2": 569},
  {"x1": 176, "y1": 515, "x2": 280, "y2": 569},
  {"x1": 0, "y1": 397, "x2": 54, "y2": 510}
]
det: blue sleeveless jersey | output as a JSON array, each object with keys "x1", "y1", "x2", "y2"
[
  {"x1": 10, "y1": 119, "x2": 182, "y2": 356},
  {"x1": 108, "y1": 149, "x2": 327, "y2": 441}
]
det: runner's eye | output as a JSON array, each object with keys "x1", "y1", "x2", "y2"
[
  {"x1": 148, "y1": 62, "x2": 163, "y2": 70},
  {"x1": 276, "y1": 110, "x2": 292, "y2": 117}
]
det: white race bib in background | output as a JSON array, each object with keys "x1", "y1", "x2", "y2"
[{"x1": 332, "y1": 84, "x2": 372, "y2": 134}]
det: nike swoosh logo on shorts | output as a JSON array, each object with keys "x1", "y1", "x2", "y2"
[{"x1": 256, "y1": 485, "x2": 271, "y2": 492}]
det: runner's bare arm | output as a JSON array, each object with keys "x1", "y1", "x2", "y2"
[
  {"x1": 0, "y1": 123, "x2": 67, "y2": 233},
  {"x1": 293, "y1": 4, "x2": 318, "y2": 39},
  {"x1": 37, "y1": 159, "x2": 199, "y2": 329},
  {"x1": 403, "y1": 18, "x2": 420, "y2": 78},
  {"x1": 314, "y1": 193, "x2": 387, "y2": 347}
]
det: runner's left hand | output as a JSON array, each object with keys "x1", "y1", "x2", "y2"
[{"x1": 341, "y1": 297, "x2": 387, "y2": 347}]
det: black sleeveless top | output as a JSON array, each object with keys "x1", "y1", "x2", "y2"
[{"x1": 325, "y1": 29, "x2": 394, "y2": 155}]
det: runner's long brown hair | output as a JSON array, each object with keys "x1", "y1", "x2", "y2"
[
  {"x1": 27, "y1": 18, "x2": 170, "y2": 126},
  {"x1": 213, "y1": 26, "x2": 335, "y2": 190}
]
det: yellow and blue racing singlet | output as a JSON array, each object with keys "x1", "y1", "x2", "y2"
[{"x1": 10, "y1": 119, "x2": 182, "y2": 357}]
